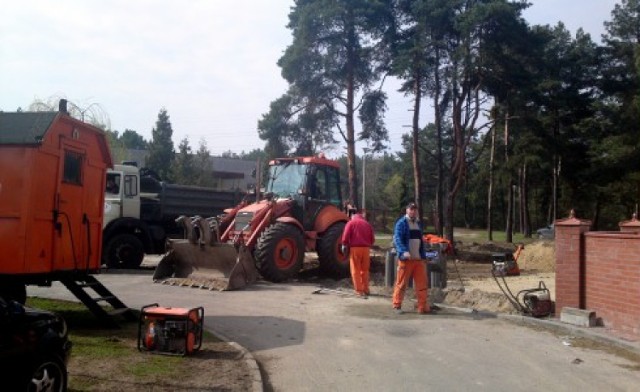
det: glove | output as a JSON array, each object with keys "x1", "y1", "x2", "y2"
[{"x1": 400, "y1": 251, "x2": 411, "y2": 261}]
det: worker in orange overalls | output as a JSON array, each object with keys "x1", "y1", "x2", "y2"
[
  {"x1": 341, "y1": 208, "x2": 375, "y2": 298},
  {"x1": 392, "y1": 202, "x2": 430, "y2": 314}
]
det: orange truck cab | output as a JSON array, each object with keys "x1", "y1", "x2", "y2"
[{"x1": 0, "y1": 101, "x2": 112, "y2": 302}]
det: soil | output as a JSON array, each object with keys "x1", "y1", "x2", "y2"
[{"x1": 301, "y1": 239, "x2": 557, "y2": 315}]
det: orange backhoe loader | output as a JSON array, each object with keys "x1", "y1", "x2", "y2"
[{"x1": 153, "y1": 154, "x2": 350, "y2": 290}]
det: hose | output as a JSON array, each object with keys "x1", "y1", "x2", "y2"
[{"x1": 491, "y1": 269, "x2": 526, "y2": 314}]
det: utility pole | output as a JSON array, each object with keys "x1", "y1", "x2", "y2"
[{"x1": 361, "y1": 147, "x2": 370, "y2": 213}]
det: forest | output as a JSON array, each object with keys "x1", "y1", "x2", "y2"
[
  {"x1": 100, "y1": 1, "x2": 639, "y2": 242},
  {"x1": 253, "y1": 0, "x2": 640, "y2": 240}
]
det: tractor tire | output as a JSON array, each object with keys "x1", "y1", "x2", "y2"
[
  {"x1": 104, "y1": 233, "x2": 145, "y2": 268},
  {"x1": 254, "y1": 223, "x2": 304, "y2": 283},
  {"x1": 317, "y1": 222, "x2": 349, "y2": 278}
]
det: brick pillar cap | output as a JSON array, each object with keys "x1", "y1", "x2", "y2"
[
  {"x1": 555, "y1": 210, "x2": 591, "y2": 227},
  {"x1": 619, "y1": 213, "x2": 640, "y2": 227}
]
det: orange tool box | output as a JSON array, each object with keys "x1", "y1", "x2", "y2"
[{"x1": 137, "y1": 303, "x2": 204, "y2": 356}]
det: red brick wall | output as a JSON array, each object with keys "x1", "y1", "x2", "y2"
[{"x1": 556, "y1": 219, "x2": 640, "y2": 339}]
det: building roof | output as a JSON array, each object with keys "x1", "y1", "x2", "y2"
[
  {"x1": 0, "y1": 112, "x2": 58, "y2": 145},
  {"x1": 211, "y1": 157, "x2": 256, "y2": 173}
]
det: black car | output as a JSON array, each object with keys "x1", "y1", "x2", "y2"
[{"x1": 0, "y1": 297, "x2": 72, "y2": 391}]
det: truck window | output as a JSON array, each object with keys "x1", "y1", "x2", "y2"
[
  {"x1": 124, "y1": 175, "x2": 138, "y2": 197},
  {"x1": 106, "y1": 173, "x2": 121, "y2": 194},
  {"x1": 63, "y1": 150, "x2": 83, "y2": 185}
]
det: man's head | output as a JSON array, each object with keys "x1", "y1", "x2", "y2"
[{"x1": 405, "y1": 202, "x2": 418, "y2": 220}]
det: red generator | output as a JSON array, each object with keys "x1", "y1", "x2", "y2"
[{"x1": 137, "y1": 304, "x2": 204, "y2": 356}]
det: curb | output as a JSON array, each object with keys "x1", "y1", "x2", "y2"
[
  {"x1": 436, "y1": 303, "x2": 640, "y2": 356},
  {"x1": 206, "y1": 327, "x2": 264, "y2": 392}
]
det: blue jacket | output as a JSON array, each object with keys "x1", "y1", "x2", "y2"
[{"x1": 393, "y1": 215, "x2": 426, "y2": 260}]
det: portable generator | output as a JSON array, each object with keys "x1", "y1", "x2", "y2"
[{"x1": 137, "y1": 303, "x2": 204, "y2": 356}]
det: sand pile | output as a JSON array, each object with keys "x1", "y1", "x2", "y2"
[{"x1": 519, "y1": 241, "x2": 555, "y2": 272}]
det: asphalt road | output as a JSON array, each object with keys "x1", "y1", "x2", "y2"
[{"x1": 29, "y1": 272, "x2": 640, "y2": 392}]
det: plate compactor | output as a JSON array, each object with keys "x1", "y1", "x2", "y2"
[{"x1": 491, "y1": 246, "x2": 553, "y2": 318}]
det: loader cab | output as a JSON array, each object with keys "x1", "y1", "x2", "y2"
[{"x1": 267, "y1": 156, "x2": 343, "y2": 230}]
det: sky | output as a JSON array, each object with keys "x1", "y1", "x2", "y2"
[{"x1": 0, "y1": 0, "x2": 621, "y2": 157}]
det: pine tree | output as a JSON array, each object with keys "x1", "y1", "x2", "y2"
[{"x1": 146, "y1": 109, "x2": 175, "y2": 181}]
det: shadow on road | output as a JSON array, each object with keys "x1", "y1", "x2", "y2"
[{"x1": 208, "y1": 315, "x2": 306, "y2": 351}]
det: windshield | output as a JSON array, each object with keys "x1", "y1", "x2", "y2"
[{"x1": 268, "y1": 162, "x2": 307, "y2": 198}]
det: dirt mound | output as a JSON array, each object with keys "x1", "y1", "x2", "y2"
[
  {"x1": 443, "y1": 288, "x2": 516, "y2": 313},
  {"x1": 301, "y1": 242, "x2": 556, "y2": 315},
  {"x1": 519, "y1": 241, "x2": 555, "y2": 272},
  {"x1": 455, "y1": 242, "x2": 516, "y2": 263}
]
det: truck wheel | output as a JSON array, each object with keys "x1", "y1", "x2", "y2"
[
  {"x1": 317, "y1": 222, "x2": 349, "y2": 278},
  {"x1": 254, "y1": 223, "x2": 304, "y2": 282},
  {"x1": 0, "y1": 281, "x2": 27, "y2": 304},
  {"x1": 105, "y1": 234, "x2": 144, "y2": 268}
]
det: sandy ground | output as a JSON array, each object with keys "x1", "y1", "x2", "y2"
[{"x1": 304, "y1": 240, "x2": 557, "y2": 315}]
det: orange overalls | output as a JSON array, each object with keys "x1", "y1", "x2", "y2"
[
  {"x1": 349, "y1": 247, "x2": 371, "y2": 295},
  {"x1": 392, "y1": 259, "x2": 429, "y2": 312},
  {"x1": 392, "y1": 216, "x2": 429, "y2": 313}
]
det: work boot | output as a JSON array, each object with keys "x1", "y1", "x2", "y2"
[{"x1": 394, "y1": 307, "x2": 404, "y2": 315}]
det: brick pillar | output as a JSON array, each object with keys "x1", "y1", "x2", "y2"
[
  {"x1": 619, "y1": 213, "x2": 640, "y2": 233},
  {"x1": 555, "y1": 211, "x2": 591, "y2": 312}
]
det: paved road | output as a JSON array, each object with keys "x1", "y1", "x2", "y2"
[{"x1": 29, "y1": 273, "x2": 640, "y2": 391}]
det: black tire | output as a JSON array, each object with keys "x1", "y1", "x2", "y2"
[
  {"x1": 25, "y1": 355, "x2": 67, "y2": 392},
  {"x1": 254, "y1": 223, "x2": 304, "y2": 282},
  {"x1": 0, "y1": 281, "x2": 27, "y2": 304},
  {"x1": 317, "y1": 222, "x2": 349, "y2": 278},
  {"x1": 104, "y1": 233, "x2": 144, "y2": 268}
]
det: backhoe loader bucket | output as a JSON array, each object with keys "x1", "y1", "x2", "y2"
[{"x1": 153, "y1": 241, "x2": 259, "y2": 291}]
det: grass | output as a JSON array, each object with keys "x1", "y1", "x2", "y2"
[{"x1": 25, "y1": 297, "x2": 224, "y2": 391}]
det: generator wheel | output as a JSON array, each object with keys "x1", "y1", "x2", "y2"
[
  {"x1": 254, "y1": 223, "x2": 304, "y2": 282},
  {"x1": 317, "y1": 222, "x2": 349, "y2": 278},
  {"x1": 105, "y1": 233, "x2": 145, "y2": 268}
]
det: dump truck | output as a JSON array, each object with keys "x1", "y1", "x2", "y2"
[
  {"x1": 102, "y1": 164, "x2": 243, "y2": 268},
  {"x1": 153, "y1": 154, "x2": 350, "y2": 290},
  {"x1": 0, "y1": 101, "x2": 134, "y2": 326}
]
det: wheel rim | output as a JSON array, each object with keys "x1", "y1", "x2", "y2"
[
  {"x1": 29, "y1": 362, "x2": 64, "y2": 392},
  {"x1": 274, "y1": 237, "x2": 298, "y2": 269},
  {"x1": 117, "y1": 244, "x2": 138, "y2": 264}
]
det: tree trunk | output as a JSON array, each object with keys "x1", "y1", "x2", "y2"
[
  {"x1": 504, "y1": 111, "x2": 513, "y2": 243},
  {"x1": 522, "y1": 162, "x2": 531, "y2": 237},
  {"x1": 434, "y1": 50, "x2": 444, "y2": 236},
  {"x1": 412, "y1": 70, "x2": 423, "y2": 223},
  {"x1": 552, "y1": 117, "x2": 560, "y2": 222},
  {"x1": 345, "y1": 12, "x2": 358, "y2": 208},
  {"x1": 487, "y1": 124, "x2": 496, "y2": 241}
]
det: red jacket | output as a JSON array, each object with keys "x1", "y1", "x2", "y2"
[{"x1": 341, "y1": 214, "x2": 375, "y2": 247}]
